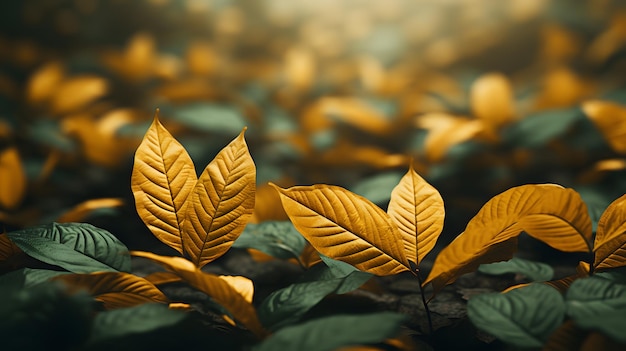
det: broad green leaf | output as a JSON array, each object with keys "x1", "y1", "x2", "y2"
[
  {"x1": 468, "y1": 283, "x2": 565, "y2": 348},
  {"x1": 0, "y1": 146, "x2": 26, "y2": 210},
  {"x1": 131, "y1": 251, "x2": 267, "y2": 338},
  {"x1": 349, "y1": 171, "x2": 403, "y2": 204},
  {"x1": 0, "y1": 268, "x2": 69, "y2": 288},
  {"x1": 233, "y1": 221, "x2": 307, "y2": 260},
  {"x1": 88, "y1": 303, "x2": 187, "y2": 345},
  {"x1": 470, "y1": 73, "x2": 516, "y2": 129},
  {"x1": 26, "y1": 119, "x2": 76, "y2": 152},
  {"x1": 478, "y1": 257, "x2": 554, "y2": 282},
  {"x1": 183, "y1": 128, "x2": 256, "y2": 268},
  {"x1": 425, "y1": 184, "x2": 592, "y2": 294},
  {"x1": 7, "y1": 222, "x2": 131, "y2": 273},
  {"x1": 582, "y1": 100, "x2": 626, "y2": 153},
  {"x1": 566, "y1": 276, "x2": 626, "y2": 342},
  {"x1": 53, "y1": 271, "x2": 168, "y2": 309},
  {"x1": 0, "y1": 281, "x2": 93, "y2": 351},
  {"x1": 502, "y1": 107, "x2": 582, "y2": 148},
  {"x1": 387, "y1": 164, "x2": 444, "y2": 266},
  {"x1": 253, "y1": 312, "x2": 406, "y2": 351},
  {"x1": 132, "y1": 115, "x2": 197, "y2": 254},
  {"x1": 272, "y1": 184, "x2": 409, "y2": 275},
  {"x1": 593, "y1": 194, "x2": 626, "y2": 270},
  {"x1": 172, "y1": 103, "x2": 247, "y2": 134},
  {"x1": 258, "y1": 267, "x2": 372, "y2": 330},
  {"x1": 320, "y1": 254, "x2": 360, "y2": 277}
]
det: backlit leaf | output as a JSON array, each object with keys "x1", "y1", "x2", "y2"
[
  {"x1": 566, "y1": 276, "x2": 626, "y2": 343},
  {"x1": 233, "y1": 221, "x2": 307, "y2": 260},
  {"x1": 470, "y1": 73, "x2": 516, "y2": 129},
  {"x1": 271, "y1": 184, "x2": 409, "y2": 275},
  {"x1": 582, "y1": 100, "x2": 626, "y2": 153},
  {"x1": 131, "y1": 251, "x2": 266, "y2": 338},
  {"x1": 53, "y1": 271, "x2": 168, "y2": 309},
  {"x1": 425, "y1": 184, "x2": 592, "y2": 294},
  {"x1": 478, "y1": 257, "x2": 554, "y2": 282},
  {"x1": 219, "y1": 275, "x2": 254, "y2": 304},
  {"x1": 387, "y1": 164, "x2": 444, "y2": 266},
  {"x1": 468, "y1": 283, "x2": 565, "y2": 348},
  {"x1": 132, "y1": 114, "x2": 197, "y2": 254},
  {"x1": 182, "y1": 128, "x2": 255, "y2": 268},
  {"x1": 56, "y1": 198, "x2": 124, "y2": 223},
  {"x1": 253, "y1": 312, "x2": 406, "y2": 351},
  {"x1": 0, "y1": 147, "x2": 27, "y2": 210},
  {"x1": 7, "y1": 222, "x2": 131, "y2": 273},
  {"x1": 593, "y1": 194, "x2": 626, "y2": 270},
  {"x1": 88, "y1": 303, "x2": 187, "y2": 345}
]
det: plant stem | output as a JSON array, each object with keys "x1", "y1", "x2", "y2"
[{"x1": 411, "y1": 265, "x2": 433, "y2": 335}]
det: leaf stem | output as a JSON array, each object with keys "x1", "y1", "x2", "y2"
[{"x1": 410, "y1": 263, "x2": 433, "y2": 335}]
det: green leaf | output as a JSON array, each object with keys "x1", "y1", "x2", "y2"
[
  {"x1": 233, "y1": 221, "x2": 307, "y2": 260},
  {"x1": 6, "y1": 222, "x2": 131, "y2": 273},
  {"x1": 253, "y1": 312, "x2": 406, "y2": 351},
  {"x1": 320, "y1": 254, "x2": 360, "y2": 278},
  {"x1": 502, "y1": 107, "x2": 582, "y2": 148},
  {"x1": 478, "y1": 257, "x2": 554, "y2": 282},
  {"x1": 467, "y1": 283, "x2": 565, "y2": 348},
  {"x1": 349, "y1": 171, "x2": 404, "y2": 204},
  {"x1": 0, "y1": 281, "x2": 93, "y2": 351},
  {"x1": 566, "y1": 276, "x2": 626, "y2": 343},
  {"x1": 170, "y1": 103, "x2": 247, "y2": 134},
  {"x1": 0, "y1": 268, "x2": 70, "y2": 288},
  {"x1": 88, "y1": 303, "x2": 188, "y2": 345},
  {"x1": 258, "y1": 266, "x2": 373, "y2": 330}
]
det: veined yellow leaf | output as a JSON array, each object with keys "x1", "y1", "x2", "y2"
[
  {"x1": 53, "y1": 271, "x2": 168, "y2": 309},
  {"x1": 182, "y1": 128, "x2": 255, "y2": 268},
  {"x1": 0, "y1": 147, "x2": 27, "y2": 210},
  {"x1": 582, "y1": 100, "x2": 626, "y2": 154},
  {"x1": 470, "y1": 73, "x2": 516, "y2": 129},
  {"x1": 131, "y1": 251, "x2": 267, "y2": 338},
  {"x1": 271, "y1": 184, "x2": 409, "y2": 275},
  {"x1": 424, "y1": 184, "x2": 592, "y2": 294},
  {"x1": 593, "y1": 194, "x2": 626, "y2": 270},
  {"x1": 132, "y1": 114, "x2": 197, "y2": 254},
  {"x1": 143, "y1": 271, "x2": 182, "y2": 286},
  {"x1": 387, "y1": 164, "x2": 444, "y2": 266}
]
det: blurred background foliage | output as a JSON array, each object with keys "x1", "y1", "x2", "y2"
[{"x1": 2, "y1": 0, "x2": 626, "y2": 251}]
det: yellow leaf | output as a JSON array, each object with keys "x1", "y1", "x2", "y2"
[
  {"x1": 26, "y1": 61, "x2": 65, "y2": 104},
  {"x1": 53, "y1": 271, "x2": 168, "y2": 309},
  {"x1": 132, "y1": 114, "x2": 197, "y2": 254},
  {"x1": 470, "y1": 73, "x2": 516, "y2": 129},
  {"x1": 131, "y1": 251, "x2": 267, "y2": 338},
  {"x1": 182, "y1": 128, "x2": 255, "y2": 268},
  {"x1": 594, "y1": 194, "x2": 626, "y2": 270},
  {"x1": 582, "y1": 100, "x2": 626, "y2": 153},
  {"x1": 271, "y1": 183, "x2": 409, "y2": 275},
  {"x1": 415, "y1": 113, "x2": 483, "y2": 162},
  {"x1": 50, "y1": 75, "x2": 108, "y2": 115},
  {"x1": 0, "y1": 147, "x2": 27, "y2": 210},
  {"x1": 387, "y1": 163, "x2": 444, "y2": 266},
  {"x1": 56, "y1": 198, "x2": 124, "y2": 223},
  {"x1": 300, "y1": 242, "x2": 322, "y2": 268},
  {"x1": 424, "y1": 184, "x2": 592, "y2": 294},
  {"x1": 219, "y1": 275, "x2": 254, "y2": 303},
  {"x1": 143, "y1": 271, "x2": 182, "y2": 286}
]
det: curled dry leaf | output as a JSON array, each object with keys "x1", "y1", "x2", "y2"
[
  {"x1": 387, "y1": 163, "x2": 444, "y2": 266},
  {"x1": 582, "y1": 100, "x2": 626, "y2": 154},
  {"x1": 425, "y1": 184, "x2": 592, "y2": 294},
  {"x1": 593, "y1": 194, "x2": 626, "y2": 271},
  {"x1": 131, "y1": 251, "x2": 266, "y2": 338},
  {"x1": 271, "y1": 184, "x2": 409, "y2": 275},
  {"x1": 53, "y1": 271, "x2": 168, "y2": 309},
  {"x1": 132, "y1": 114, "x2": 197, "y2": 254},
  {"x1": 182, "y1": 128, "x2": 255, "y2": 268},
  {"x1": 0, "y1": 147, "x2": 26, "y2": 210}
]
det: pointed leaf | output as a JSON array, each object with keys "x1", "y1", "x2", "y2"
[
  {"x1": 132, "y1": 115, "x2": 197, "y2": 254},
  {"x1": 425, "y1": 184, "x2": 592, "y2": 293},
  {"x1": 53, "y1": 271, "x2": 168, "y2": 309},
  {"x1": 0, "y1": 147, "x2": 26, "y2": 210},
  {"x1": 478, "y1": 257, "x2": 554, "y2": 282},
  {"x1": 253, "y1": 312, "x2": 406, "y2": 351},
  {"x1": 183, "y1": 128, "x2": 255, "y2": 268},
  {"x1": 387, "y1": 164, "x2": 444, "y2": 266},
  {"x1": 233, "y1": 221, "x2": 307, "y2": 260},
  {"x1": 7, "y1": 222, "x2": 131, "y2": 273},
  {"x1": 272, "y1": 184, "x2": 409, "y2": 275},
  {"x1": 593, "y1": 194, "x2": 626, "y2": 270},
  {"x1": 88, "y1": 303, "x2": 187, "y2": 345},
  {"x1": 468, "y1": 283, "x2": 565, "y2": 348},
  {"x1": 258, "y1": 267, "x2": 372, "y2": 330},
  {"x1": 131, "y1": 251, "x2": 266, "y2": 338}
]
